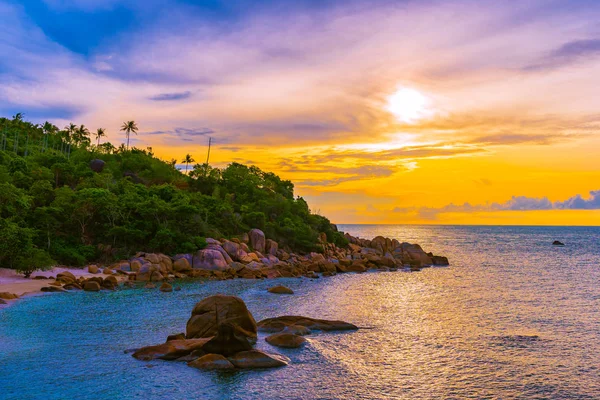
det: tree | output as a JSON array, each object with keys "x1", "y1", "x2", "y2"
[
  {"x1": 182, "y1": 153, "x2": 195, "y2": 173},
  {"x1": 95, "y1": 128, "x2": 106, "y2": 146},
  {"x1": 121, "y1": 120, "x2": 138, "y2": 150}
]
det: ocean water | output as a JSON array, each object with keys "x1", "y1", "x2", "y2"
[{"x1": 1, "y1": 225, "x2": 599, "y2": 400}]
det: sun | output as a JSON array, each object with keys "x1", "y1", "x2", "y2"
[{"x1": 386, "y1": 87, "x2": 432, "y2": 124}]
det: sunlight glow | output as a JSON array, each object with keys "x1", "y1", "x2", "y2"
[{"x1": 386, "y1": 87, "x2": 432, "y2": 124}]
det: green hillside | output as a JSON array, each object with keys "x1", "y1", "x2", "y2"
[{"x1": 0, "y1": 114, "x2": 347, "y2": 273}]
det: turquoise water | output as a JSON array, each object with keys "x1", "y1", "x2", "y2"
[{"x1": 1, "y1": 225, "x2": 599, "y2": 399}]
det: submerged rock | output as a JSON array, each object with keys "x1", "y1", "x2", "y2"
[
  {"x1": 160, "y1": 282, "x2": 173, "y2": 292},
  {"x1": 186, "y1": 294, "x2": 257, "y2": 341},
  {"x1": 267, "y1": 285, "x2": 294, "y2": 295},
  {"x1": 257, "y1": 316, "x2": 358, "y2": 333},
  {"x1": 188, "y1": 354, "x2": 235, "y2": 370},
  {"x1": 552, "y1": 240, "x2": 565, "y2": 246},
  {"x1": 265, "y1": 332, "x2": 307, "y2": 348},
  {"x1": 228, "y1": 350, "x2": 289, "y2": 369}
]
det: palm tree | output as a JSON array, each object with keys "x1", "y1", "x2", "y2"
[
  {"x1": 95, "y1": 128, "x2": 106, "y2": 146},
  {"x1": 120, "y1": 121, "x2": 138, "y2": 150},
  {"x1": 181, "y1": 153, "x2": 195, "y2": 173}
]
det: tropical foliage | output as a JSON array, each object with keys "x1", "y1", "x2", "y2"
[{"x1": 0, "y1": 115, "x2": 347, "y2": 272}]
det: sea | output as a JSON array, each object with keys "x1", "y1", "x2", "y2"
[{"x1": 0, "y1": 225, "x2": 599, "y2": 400}]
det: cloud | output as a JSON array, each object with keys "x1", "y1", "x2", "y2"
[
  {"x1": 394, "y1": 190, "x2": 600, "y2": 219},
  {"x1": 148, "y1": 91, "x2": 192, "y2": 101},
  {"x1": 524, "y1": 38, "x2": 600, "y2": 71},
  {"x1": 296, "y1": 165, "x2": 396, "y2": 187},
  {"x1": 146, "y1": 127, "x2": 214, "y2": 136}
]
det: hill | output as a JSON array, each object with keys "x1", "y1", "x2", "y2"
[{"x1": 0, "y1": 114, "x2": 347, "y2": 273}]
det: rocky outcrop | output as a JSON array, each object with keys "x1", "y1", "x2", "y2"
[
  {"x1": 257, "y1": 316, "x2": 358, "y2": 333},
  {"x1": 132, "y1": 294, "x2": 355, "y2": 372},
  {"x1": 265, "y1": 332, "x2": 307, "y2": 348},
  {"x1": 186, "y1": 295, "x2": 257, "y2": 341}
]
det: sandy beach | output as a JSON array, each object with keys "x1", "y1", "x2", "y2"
[{"x1": 0, "y1": 267, "x2": 125, "y2": 304}]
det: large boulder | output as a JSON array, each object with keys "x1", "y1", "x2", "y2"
[
  {"x1": 265, "y1": 333, "x2": 307, "y2": 348},
  {"x1": 188, "y1": 354, "x2": 235, "y2": 370},
  {"x1": 83, "y1": 281, "x2": 101, "y2": 292},
  {"x1": 248, "y1": 229, "x2": 266, "y2": 253},
  {"x1": 265, "y1": 239, "x2": 278, "y2": 256},
  {"x1": 186, "y1": 295, "x2": 257, "y2": 341},
  {"x1": 0, "y1": 292, "x2": 19, "y2": 300},
  {"x1": 173, "y1": 257, "x2": 192, "y2": 272},
  {"x1": 228, "y1": 350, "x2": 289, "y2": 369},
  {"x1": 193, "y1": 249, "x2": 229, "y2": 271},
  {"x1": 257, "y1": 316, "x2": 358, "y2": 333}
]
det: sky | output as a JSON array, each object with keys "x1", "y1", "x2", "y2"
[{"x1": 1, "y1": 0, "x2": 600, "y2": 225}]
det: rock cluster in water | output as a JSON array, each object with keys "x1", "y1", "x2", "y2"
[{"x1": 131, "y1": 294, "x2": 358, "y2": 370}]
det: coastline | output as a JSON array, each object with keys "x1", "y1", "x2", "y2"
[
  {"x1": 0, "y1": 230, "x2": 449, "y2": 309},
  {"x1": 0, "y1": 267, "x2": 127, "y2": 307}
]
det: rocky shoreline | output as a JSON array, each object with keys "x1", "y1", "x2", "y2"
[{"x1": 0, "y1": 229, "x2": 449, "y2": 302}]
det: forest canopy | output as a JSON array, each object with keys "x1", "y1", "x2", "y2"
[{"x1": 0, "y1": 114, "x2": 347, "y2": 273}]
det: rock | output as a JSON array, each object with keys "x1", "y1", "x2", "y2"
[
  {"x1": 193, "y1": 249, "x2": 229, "y2": 271},
  {"x1": 248, "y1": 229, "x2": 266, "y2": 253},
  {"x1": 257, "y1": 316, "x2": 358, "y2": 333},
  {"x1": 90, "y1": 159, "x2": 105, "y2": 173},
  {"x1": 123, "y1": 281, "x2": 135, "y2": 288},
  {"x1": 132, "y1": 338, "x2": 213, "y2": 361},
  {"x1": 265, "y1": 239, "x2": 278, "y2": 256},
  {"x1": 166, "y1": 333, "x2": 186, "y2": 341},
  {"x1": 130, "y1": 260, "x2": 142, "y2": 272},
  {"x1": 41, "y1": 286, "x2": 66, "y2": 292},
  {"x1": 268, "y1": 285, "x2": 294, "y2": 295},
  {"x1": 87, "y1": 265, "x2": 99, "y2": 274},
  {"x1": 103, "y1": 268, "x2": 114, "y2": 275},
  {"x1": 173, "y1": 258, "x2": 191, "y2": 272},
  {"x1": 160, "y1": 282, "x2": 173, "y2": 292},
  {"x1": 0, "y1": 299, "x2": 6, "y2": 305},
  {"x1": 186, "y1": 295, "x2": 257, "y2": 341},
  {"x1": 228, "y1": 350, "x2": 289, "y2": 369},
  {"x1": 188, "y1": 354, "x2": 235, "y2": 370},
  {"x1": 552, "y1": 240, "x2": 565, "y2": 246},
  {"x1": 431, "y1": 255, "x2": 450, "y2": 266},
  {"x1": 346, "y1": 262, "x2": 366, "y2": 273},
  {"x1": 56, "y1": 271, "x2": 76, "y2": 284},
  {"x1": 282, "y1": 325, "x2": 311, "y2": 336},
  {"x1": 63, "y1": 283, "x2": 82, "y2": 290},
  {"x1": 265, "y1": 333, "x2": 307, "y2": 348},
  {"x1": 201, "y1": 323, "x2": 253, "y2": 356},
  {"x1": 174, "y1": 286, "x2": 182, "y2": 291},
  {"x1": 0, "y1": 292, "x2": 19, "y2": 300},
  {"x1": 144, "y1": 283, "x2": 156, "y2": 289},
  {"x1": 83, "y1": 281, "x2": 101, "y2": 292},
  {"x1": 103, "y1": 275, "x2": 118, "y2": 288}
]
